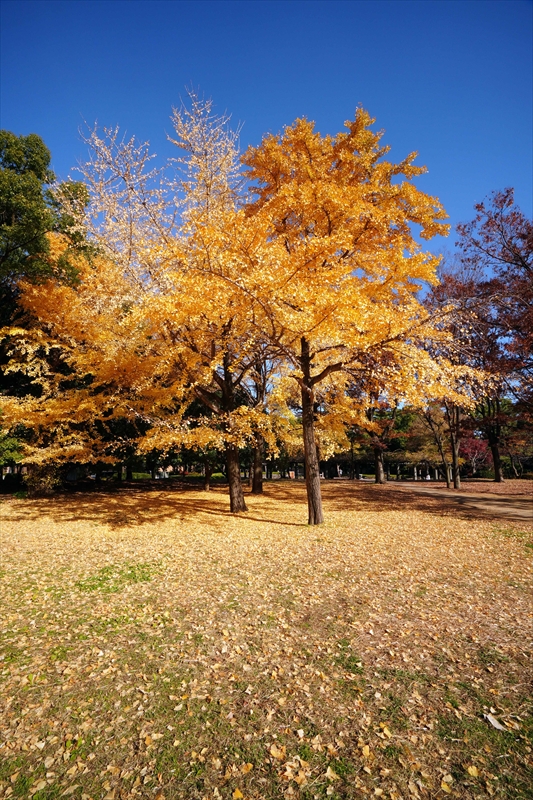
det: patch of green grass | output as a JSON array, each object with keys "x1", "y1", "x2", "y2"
[
  {"x1": 0, "y1": 644, "x2": 27, "y2": 664},
  {"x1": 383, "y1": 743, "x2": 402, "y2": 758},
  {"x1": 89, "y1": 613, "x2": 134, "y2": 634},
  {"x1": 0, "y1": 756, "x2": 25, "y2": 781},
  {"x1": 436, "y1": 711, "x2": 515, "y2": 751},
  {"x1": 298, "y1": 743, "x2": 313, "y2": 761},
  {"x1": 493, "y1": 524, "x2": 533, "y2": 553},
  {"x1": 477, "y1": 646, "x2": 509, "y2": 670},
  {"x1": 49, "y1": 644, "x2": 70, "y2": 662},
  {"x1": 443, "y1": 687, "x2": 459, "y2": 709},
  {"x1": 32, "y1": 785, "x2": 64, "y2": 800},
  {"x1": 377, "y1": 667, "x2": 432, "y2": 686},
  {"x1": 75, "y1": 562, "x2": 159, "y2": 593},
  {"x1": 153, "y1": 744, "x2": 192, "y2": 782},
  {"x1": 334, "y1": 639, "x2": 364, "y2": 675},
  {"x1": 436, "y1": 710, "x2": 533, "y2": 799},
  {"x1": 380, "y1": 692, "x2": 410, "y2": 729},
  {"x1": 328, "y1": 756, "x2": 354, "y2": 779},
  {"x1": 66, "y1": 734, "x2": 95, "y2": 760},
  {"x1": 12, "y1": 772, "x2": 33, "y2": 797}
]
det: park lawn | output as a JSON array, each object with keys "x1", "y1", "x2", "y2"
[{"x1": 0, "y1": 482, "x2": 531, "y2": 800}]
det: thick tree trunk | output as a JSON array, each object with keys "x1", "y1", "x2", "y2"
[
  {"x1": 489, "y1": 440, "x2": 505, "y2": 483},
  {"x1": 251, "y1": 436, "x2": 263, "y2": 494},
  {"x1": 204, "y1": 462, "x2": 213, "y2": 491},
  {"x1": 226, "y1": 444, "x2": 247, "y2": 513},
  {"x1": 374, "y1": 448, "x2": 386, "y2": 484},
  {"x1": 451, "y1": 447, "x2": 461, "y2": 489},
  {"x1": 301, "y1": 338, "x2": 324, "y2": 525},
  {"x1": 479, "y1": 397, "x2": 504, "y2": 483}
]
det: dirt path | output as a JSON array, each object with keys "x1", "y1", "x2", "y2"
[{"x1": 387, "y1": 481, "x2": 533, "y2": 522}]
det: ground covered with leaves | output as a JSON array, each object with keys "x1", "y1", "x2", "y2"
[
  {"x1": 0, "y1": 482, "x2": 532, "y2": 800},
  {"x1": 400, "y1": 479, "x2": 532, "y2": 496}
]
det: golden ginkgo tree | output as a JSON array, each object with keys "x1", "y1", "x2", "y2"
[
  {"x1": 2, "y1": 99, "x2": 475, "y2": 521},
  {"x1": 3, "y1": 97, "x2": 281, "y2": 511},
  {"x1": 234, "y1": 110, "x2": 457, "y2": 523}
]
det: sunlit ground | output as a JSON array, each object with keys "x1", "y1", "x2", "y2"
[{"x1": 1, "y1": 482, "x2": 531, "y2": 799}]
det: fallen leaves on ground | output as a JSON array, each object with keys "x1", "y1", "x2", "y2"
[{"x1": 0, "y1": 481, "x2": 531, "y2": 799}]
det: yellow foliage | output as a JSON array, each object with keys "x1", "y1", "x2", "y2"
[{"x1": 1, "y1": 104, "x2": 480, "y2": 491}]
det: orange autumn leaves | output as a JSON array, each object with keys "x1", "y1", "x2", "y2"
[{"x1": 2, "y1": 102, "x2": 473, "y2": 510}]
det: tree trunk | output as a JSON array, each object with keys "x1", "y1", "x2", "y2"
[
  {"x1": 509, "y1": 452, "x2": 522, "y2": 478},
  {"x1": 301, "y1": 338, "x2": 324, "y2": 525},
  {"x1": 444, "y1": 402, "x2": 462, "y2": 489},
  {"x1": 489, "y1": 440, "x2": 504, "y2": 482},
  {"x1": 478, "y1": 397, "x2": 504, "y2": 483},
  {"x1": 204, "y1": 462, "x2": 213, "y2": 491},
  {"x1": 374, "y1": 448, "x2": 386, "y2": 484},
  {"x1": 423, "y1": 409, "x2": 452, "y2": 488},
  {"x1": 451, "y1": 448, "x2": 461, "y2": 489},
  {"x1": 251, "y1": 436, "x2": 263, "y2": 494},
  {"x1": 449, "y1": 420, "x2": 461, "y2": 489},
  {"x1": 226, "y1": 444, "x2": 247, "y2": 512}
]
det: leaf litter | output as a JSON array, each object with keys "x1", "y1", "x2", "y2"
[{"x1": 0, "y1": 481, "x2": 532, "y2": 799}]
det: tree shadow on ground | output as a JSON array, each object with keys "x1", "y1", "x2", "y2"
[
  {"x1": 5, "y1": 482, "x2": 310, "y2": 530},
  {"x1": 321, "y1": 481, "x2": 533, "y2": 523},
  {"x1": 3, "y1": 480, "x2": 530, "y2": 530}
]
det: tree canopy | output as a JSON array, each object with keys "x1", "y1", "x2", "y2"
[{"x1": 2, "y1": 104, "x2": 529, "y2": 515}]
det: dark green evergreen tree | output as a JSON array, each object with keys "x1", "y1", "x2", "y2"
[{"x1": 0, "y1": 130, "x2": 89, "y2": 323}]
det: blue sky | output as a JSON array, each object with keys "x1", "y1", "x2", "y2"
[{"x1": 1, "y1": 0, "x2": 531, "y2": 253}]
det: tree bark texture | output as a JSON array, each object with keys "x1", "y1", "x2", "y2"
[
  {"x1": 489, "y1": 440, "x2": 505, "y2": 483},
  {"x1": 226, "y1": 443, "x2": 248, "y2": 512},
  {"x1": 374, "y1": 447, "x2": 386, "y2": 484},
  {"x1": 445, "y1": 402, "x2": 462, "y2": 490},
  {"x1": 300, "y1": 338, "x2": 324, "y2": 525},
  {"x1": 251, "y1": 436, "x2": 264, "y2": 494},
  {"x1": 203, "y1": 462, "x2": 213, "y2": 491},
  {"x1": 485, "y1": 398, "x2": 505, "y2": 482}
]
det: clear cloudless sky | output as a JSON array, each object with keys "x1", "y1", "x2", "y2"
[{"x1": 1, "y1": 0, "x2": 532, "y2": 253}]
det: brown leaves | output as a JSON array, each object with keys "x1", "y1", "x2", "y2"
[{"x1": 0, "y1": 482, "x2": 531, "y2": 798}]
